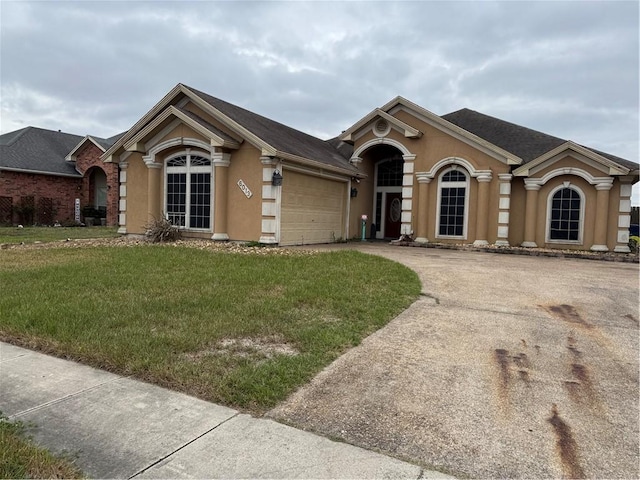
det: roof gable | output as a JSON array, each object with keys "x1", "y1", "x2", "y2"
[
  {"x1": 339, "y1": 108, "x2": 422, "y2": 142},
  {"x1": 103, "y1": 83, "x2": 357, "y2": 175},
  {"x1": 513, "y1": 141, "x2": 630, "y2": 177},
  {"x1": 341, "y1": 96, "x2": 522, "y2": 166}
]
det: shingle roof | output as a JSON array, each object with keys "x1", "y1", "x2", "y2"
[
  {"x1": 0, "y1": 127, "x2": 83, "y2": 176},
  {"x1": 186, "y1": 85, "x2": 357, "y2": 172},
  {"x1": 442, "y1": 108, "x2": 639, "y2": 171},
  {"x1": 93, "y1": 132, "x2": 126, "y2": 150}
]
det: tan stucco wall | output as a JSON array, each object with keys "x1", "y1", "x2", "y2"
[
  {"x1": 124, "y1": 152, "x2": 148, "y2": 234},
  {"x1": 532, "y1": 155, "x2": 607, "y2": 179},
  {"x1": 227, "y1": 142, "x2": 262, "y2": 242},
  {"x1": 161, "y1": 124, "x2": 208, "y2": 144},
  {"x1": 509, "y1": 178, "x2": 527, "y2": 246}
]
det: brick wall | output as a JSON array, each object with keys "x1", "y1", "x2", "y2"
[
  {"x1": 73, "y1": 142, "x2": 119, "y2": 226},
  {"x1": 0, "y1": 170, "x2": 82, "y2": 225}
]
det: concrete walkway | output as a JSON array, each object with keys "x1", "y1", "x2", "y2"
[{"x1": 0, "y1": 342, "x2": 452, "y2": 479}]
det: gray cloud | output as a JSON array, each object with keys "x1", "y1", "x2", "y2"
[{"x1": 1, "y1": 1, "x2": 637, "y2": 200}]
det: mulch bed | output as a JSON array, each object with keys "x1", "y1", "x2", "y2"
[{"x1": 393, "y1": 240, "x2": 639, "y2": 263}]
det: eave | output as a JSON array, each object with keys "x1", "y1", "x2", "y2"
[{"x1": 0, "y1": 166, "x2": 82, "y2": 178}]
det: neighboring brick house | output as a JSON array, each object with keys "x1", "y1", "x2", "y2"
[{"x1": 0, "y1": 127, "x2": 123, "y2": 226}]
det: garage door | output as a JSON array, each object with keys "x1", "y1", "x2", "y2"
[{"x1": 280, "y1": 170, "x2": 346, "y2": 246}]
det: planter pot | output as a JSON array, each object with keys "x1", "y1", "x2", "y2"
[
  {"x1": 100, "y1": 218, "x2": 107, "y2": 226},
  {"x1": 84, "y1": 217, "x2": 95, "y2": 227}
]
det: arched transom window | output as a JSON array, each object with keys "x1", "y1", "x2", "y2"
[
  {"x1": 165, "y1": 152, "x2": 212, "y2": 230},
  {"x1": 547, "y1": 185, "x2": 583, "y2": 243},
  {"x1": 436, "y1": 168, "x2": 469, "y2": 238}
]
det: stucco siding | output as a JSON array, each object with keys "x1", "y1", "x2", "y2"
[{"x1": 227, "y1": 143, "x2": 262, "y2": 242}]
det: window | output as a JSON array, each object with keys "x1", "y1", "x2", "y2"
[
  {"x1": 548, "y1": 186, "x2": 582, "y2": 242},
  {"x1": 376, "y1": 158, "x2": 404, "y2": 187},
  {"x1": 437, "y1": 168, "x2": 468, "y2": 238},
  {"x1": 165, "y1": 153, "x2": 212, "y2": 230}
]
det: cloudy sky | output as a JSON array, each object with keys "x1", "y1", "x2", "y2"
[{"x1": 1, "y1": 0, "x2": 638, "y2": 202}]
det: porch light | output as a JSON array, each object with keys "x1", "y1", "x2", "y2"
[
  {"x1": 272, "y1": 170, "x2": 283, "y2": 186},
  {"x1": 350, "y1": 187, "x2": 358, "y2": 198}
]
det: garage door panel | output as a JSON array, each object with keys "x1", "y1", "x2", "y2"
[{"x1": 280, "y1": 171, "x2": 346, "y2": 246}]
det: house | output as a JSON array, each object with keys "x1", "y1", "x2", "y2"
[
  {"x1": 2, "y1": 83, "x2": 638, "y2": 252},
  {"x1": 102, "y1": 84, "x2": 638, "y2": 252},
  {"x1": 0, "y1": 127, "x2": 124, "y2": 226}
]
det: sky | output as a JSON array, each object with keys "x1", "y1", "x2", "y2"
[{"x1": 1, "y1": 0, "x2": 638, "y2": 203}]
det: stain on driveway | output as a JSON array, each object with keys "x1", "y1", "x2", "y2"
[{"x1": 269, "y1": 245, "x2": 639, "y2": 479}]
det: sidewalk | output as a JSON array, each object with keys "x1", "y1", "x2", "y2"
[{"x1": 0, "y1": 342, "x2": 451, "y2": 479}]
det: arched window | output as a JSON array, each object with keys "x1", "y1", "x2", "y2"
[
  {"x1": 547, "y1": 185, "x2": 583, "y2": 243},
  {"x1": 436, "y1": 168, "x2": 469, "y2": 238},
  {"x1": 165, "y1": 152, "x2": 212, "y2": 230}
]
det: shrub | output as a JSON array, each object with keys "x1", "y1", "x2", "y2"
[
  {"x1": 629, "y1": 236, "x2": 640, "y2": 254},
  {"x1": 144, "y1": 216, "x2": 182, "y2": 243}
]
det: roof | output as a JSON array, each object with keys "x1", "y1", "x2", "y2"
[
  {"x1": 442, "y1": 108, "x2": 639, "y2": 171},
  {"x1": 94, "y1": 132, "x2": 126, "y2": 150},
  {"x1": 0, "y1": 127, "x2": 84, "y2": 177},
  {"x1": 185, "y1": 85, "x2": 357, "y2": 172}
]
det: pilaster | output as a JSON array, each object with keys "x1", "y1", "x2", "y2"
[
  {"x1": 614, "y1": 179, "x2": 634, "y2": 252},
  {"x1": 144, "y1": 159, "x2": 162, "y2": 223},
  {"x1": 522, "y1": 182, "x2": 541, "y2": 247},
  {"x1": 400, "y1": 155, "x2": 416, "y2": 236},
  {"x1": 260, "y1": 156, "x2": 279, "y2": 244},
  {"x1": 495, "y1": 174, "x2": 512, "y2": 246},
  {"x1": 472, "y1": 173, "x2": 492, "y2": 247},
  {"x1": 212, "y1": 152, "x2": 231, "y2": 241},
  {"x1": 414, "y1": 173, "x2": 431, "y2": 244},
  {"x1": 117, "y1": 161, "x2": 128, "y2": 234},
  {"x1": 590, "y1": 182, "x2": 612, "y2": 251}
]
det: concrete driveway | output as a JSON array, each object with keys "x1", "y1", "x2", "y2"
[{"x1": 269, "y1": 245, "x2": 639, "y2": 479}]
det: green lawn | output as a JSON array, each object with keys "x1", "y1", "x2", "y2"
[
  {"x1": 0, "y1": 226, "x2": 119, "y2": 244},
  {"x1": 0, "y1": 414, "x2": 84, "y2": 479},
  {"x1": 0, "y1": 244, "x2": 420, "y2": 412}
]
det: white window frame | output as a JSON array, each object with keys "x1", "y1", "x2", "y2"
[
  {"x1": 164, "y1": 149, "x2": 213, "y2": 232},
  {"x1": 435, "y1": 166, "x2": 470, "y2": 240},
  {"x1": 545, "y1": 183, "x2": 585, "y2": 245}
]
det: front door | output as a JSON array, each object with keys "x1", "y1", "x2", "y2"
[{"x1": 384, "y1": 192, "x2": 402, "y2": 238}]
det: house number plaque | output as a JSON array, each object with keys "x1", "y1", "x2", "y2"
[{"x1": 237, "y1": 179, "x2": 253, "y2": 198}]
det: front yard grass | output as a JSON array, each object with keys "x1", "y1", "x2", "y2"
[
  {"x1": 0, "y1": 414, "x2": 84, "y2": 479},
  {"x1": 0, "y1": 244, "x2": 420, "y2": 413},
  {"x1": 0, "y1": 226, "x2": 119, "y2": 244}
]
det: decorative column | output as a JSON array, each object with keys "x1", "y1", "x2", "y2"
[
  {"x1": 414, "y1": 173, "x2": 431, "y2": 244},
  {"x1": 212, "y1": 152, "x2": 231, "y2": 241},
  {"x1": 614, "y1": 178, "x2": 634, "y2": 252},
  {"x1": 117, "y1": 161, "x2": 128, "y2": 234},
  {"x1": 522, "y1": 182, "x2": 541, "y2": 247},
  {"x1": 473, "y1": 172, "x2": 492, "y2": 246},
  {"x1": 144, "y1": 158, "x2": 162, "y2": 222},
  {"x1": 260, "y1": 156, "x2": 279, "y2": 244},
  {"x1": 401, "y1": 154, "x2": 416, "y2": 236},
  {"x1": 590, "y1": 181, "x2": 613, "y2": 251},
  {"x1": 495, "y1": 174, "x2": 512, "y2": 246}
]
